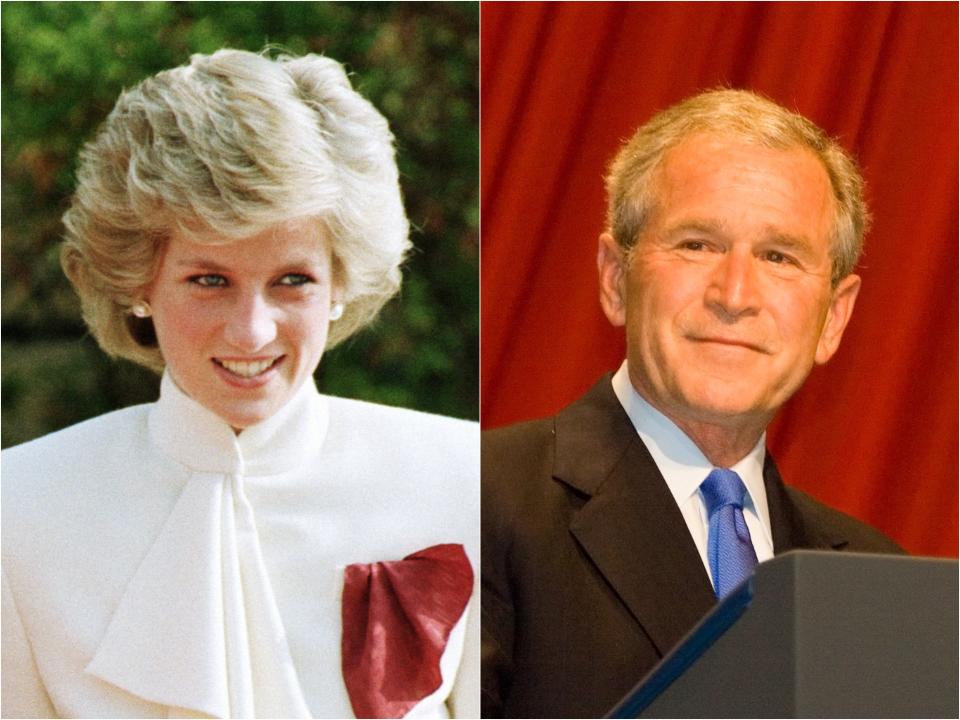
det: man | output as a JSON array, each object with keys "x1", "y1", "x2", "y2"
[{"x1": 481, "y1": 89, "x2": 902, "y2": 719}]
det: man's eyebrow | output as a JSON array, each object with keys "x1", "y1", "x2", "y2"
[
  {"x1": 661, "y1": 220, "x2": 729, "y2": 239},
  {"x1": 763, "y1": 230, "x2": 817, "y2": 256},
  {"x1": 660, "y1": 221, "x2": 817, "y2": 254}
]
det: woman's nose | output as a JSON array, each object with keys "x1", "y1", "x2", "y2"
[{"x1": 223, "y1": 293, "x2": 277, "y2": 352}]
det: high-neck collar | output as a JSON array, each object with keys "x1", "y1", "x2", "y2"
[
  {"x1": 610, "y1": 360, "x2": 773, "y2": 548},
  {"x1": 148, "y1": 371, "x2": 329, "y2": 476},
  {"x1": 89, "y1": 370, "x2": 326, "y2": 717}
]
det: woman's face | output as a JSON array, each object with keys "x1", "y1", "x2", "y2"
[{"x1": 147, "y1": 218, "x2": 339, "y2": 430}]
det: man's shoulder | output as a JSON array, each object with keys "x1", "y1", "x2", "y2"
[
  {"x1": 481, "y1": 374, "x2": 635, "y2": 530},
  {"x1": 784, "y1": 484, "x2": 905, "y2": 554},
  {"x1": 481, "y1": 415, "x2": 557, "y2": 514},
  {"x1": 482, "y1": 373, "x2": 622, "y2": 460},
  {"x1": 483, "y1": 413, "x2": 556, "y2": 455}
]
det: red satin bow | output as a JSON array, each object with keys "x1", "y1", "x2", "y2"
[{"x1": 341, "y1": 543, "x2": 474, "y2": 718}]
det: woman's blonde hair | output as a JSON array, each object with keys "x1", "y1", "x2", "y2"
[
  {"x1": 606, "y1": 89, "x2": 869, "y2": 285},
  {"x1": 61, "y1": 48, "x2": 410, "y2": 372}
]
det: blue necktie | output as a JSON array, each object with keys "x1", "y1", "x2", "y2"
[{"x1": 701, "y1": 468, "x2": 758, "y2": 598}]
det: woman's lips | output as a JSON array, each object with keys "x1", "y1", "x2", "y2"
[{"x1": 212, "y1": 356, "x2": 284, "y2": 386}]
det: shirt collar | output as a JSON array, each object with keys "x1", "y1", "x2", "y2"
[
  {"x1": 611, "y1": 360, "x2": 772, "y2": 544},
  {"x1": 148, "y1": 370, "x2": 329, "y2": 476}
]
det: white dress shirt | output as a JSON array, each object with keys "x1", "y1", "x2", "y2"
[
  {"x1": 2, "y1": 372, "x2": 479, "y2": 719},
  {"x1": 611, "y1": 361, "x2": 774, "y2": 587}
]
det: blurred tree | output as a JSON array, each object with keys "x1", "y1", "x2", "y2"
[{"x1": 1, "y1": 1, "x2": 478, "y2": 448}]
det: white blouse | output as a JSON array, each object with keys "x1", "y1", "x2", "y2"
[{"x1": 2, "y1": 373, "x2": 479, "y2": 719}]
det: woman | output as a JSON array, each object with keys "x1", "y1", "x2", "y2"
[{"x1": 2, "y1": 49, "x2": 478, "y2": 719}]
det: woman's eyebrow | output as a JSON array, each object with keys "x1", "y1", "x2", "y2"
[
  {"x1": 175, "y1": 258, "x2": 231, "y2": 271},
  {"x1": 175, "y1": 256, "x2": 324, "y2": 272}
]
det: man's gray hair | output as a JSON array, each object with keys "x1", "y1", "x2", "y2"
[{"x1": 605, "y1": 88, "x2": 869, "y2": 285}]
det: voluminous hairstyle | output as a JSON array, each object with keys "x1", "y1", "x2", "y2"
[
  {"x1": 605, "y1": 88, "x2": 870, "y2": 285},
  {"x1": 61, "y1": 48, "x2": 411, "y2": 372}
]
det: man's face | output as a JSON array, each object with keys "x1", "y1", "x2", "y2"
[{"x1": 598, "y1": 132, "x2": 861, "y2": 432}]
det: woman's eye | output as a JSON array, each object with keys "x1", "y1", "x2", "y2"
[
  {"x1": 277, "y1": 273, "x2": 313, "y2": 287},
  {"x1": 189, "y1": 274, "x2": 227, "y2": 287}
]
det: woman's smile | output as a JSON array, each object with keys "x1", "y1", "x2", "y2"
[
  {"x1": 214, "y1": 355, "x2": 286, "y2": 382},
  {"x1": 147, "y1": 219, "x2": 339, "y2": 430}
]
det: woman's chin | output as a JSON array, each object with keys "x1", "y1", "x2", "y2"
[
  {"x1": 204, "y1": 388, "x2": 292, "y2": 431},
  {"x1": 218, "y1": 403, "x2": 280, "y2": 431}
]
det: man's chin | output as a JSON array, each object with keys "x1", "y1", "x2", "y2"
[{"x1": 673, "y1": 390, "x2": 774, "y2": 429}]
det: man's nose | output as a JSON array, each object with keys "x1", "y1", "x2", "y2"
[
  {"x1": 705, "y1": 251, "x2": 762, "y2": 320},
  {"x1": 223, "y1": 292, "x2": 277, "y2": 352}
]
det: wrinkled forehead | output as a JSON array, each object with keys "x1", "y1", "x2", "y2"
[
  {"x1": 648, "y1": 133, "x2": 836, "y2": 242},
  {"x1": 654, "y1": 131, "x2": 833, "y2": 191}
]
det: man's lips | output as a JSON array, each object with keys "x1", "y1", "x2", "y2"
[{"x1": 689, "y1": 336, "x2": 771, "y2": 353}]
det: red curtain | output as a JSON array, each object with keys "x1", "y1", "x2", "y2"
[{"x1": 480, "y1": 2, "x2": 958, "y2": 558}]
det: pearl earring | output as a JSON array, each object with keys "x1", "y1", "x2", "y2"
[
  {"x1": 131, "y1": 302, "x2": 152, "y2": 318},
  {"x1": 329, "y1": 302, "x2": 344, "y2": 321}
]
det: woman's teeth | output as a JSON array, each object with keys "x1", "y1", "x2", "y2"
[{"x1": 217, "y1": 358, "x2": 277, "y2": 378}]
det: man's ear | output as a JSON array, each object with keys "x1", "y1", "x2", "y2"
[
  {"x1": 815, "y1": 273, "x2": 861, "y2": 364},
  {"x1": 598, "y1": 232, "x2": 628, "y2": 327}
]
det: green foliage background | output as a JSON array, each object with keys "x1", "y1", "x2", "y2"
[{"x1": 1, "y1": 1, "x2": 479, "y2": 448}]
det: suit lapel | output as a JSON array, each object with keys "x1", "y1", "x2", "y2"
[
  {"x1": 552, "y1": 377, "x2": 716, "y2": 656},
  {"x1": 764, "y1": 454, "x2": 849, "y2": 552}
]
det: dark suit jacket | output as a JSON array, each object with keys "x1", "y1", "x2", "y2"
[{"x1": 481, "y1": 375, "x2": 902, "y2": 718}]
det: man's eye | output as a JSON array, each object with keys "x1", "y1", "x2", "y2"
[
  {"x1": 680, "y1": 240, "x2": 707, "y2": 251},
  {"x1": 277, "y1": 273, "x2": 313, "y2": 286},
  {"x1": 189, "y1": 274, "x2": 227, "y2": 287},
  {"x1": 764, "y1": 251, "x2": 793, "y2": 265}
]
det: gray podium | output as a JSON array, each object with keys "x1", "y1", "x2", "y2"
[{"x1": 608, "y1": 551, "x2": 958, "y2": 718}]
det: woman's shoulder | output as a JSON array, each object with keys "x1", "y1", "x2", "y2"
[
  {"x1": 319, "y1": 395, "x2": 478, "y2": 542},
  {"x1": 325, "y1": 394, "x2": 477, "y2": 440},
  {"x1": 2, "y1": 404, "x2": 152, "y2": 493},
  {"x1": 4, "y1": 403, "x2": 151, "y2": 456},
  {"x1": 2, "y1": 404, "x2": 159, "y2": 573},
  {"x1": 322, "y1": 394, "x2": 478, "y2": 478}
]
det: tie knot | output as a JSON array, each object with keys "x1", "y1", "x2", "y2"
[{"x1": 701, "y1": 468, "x2": 747, "y2": 514}]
